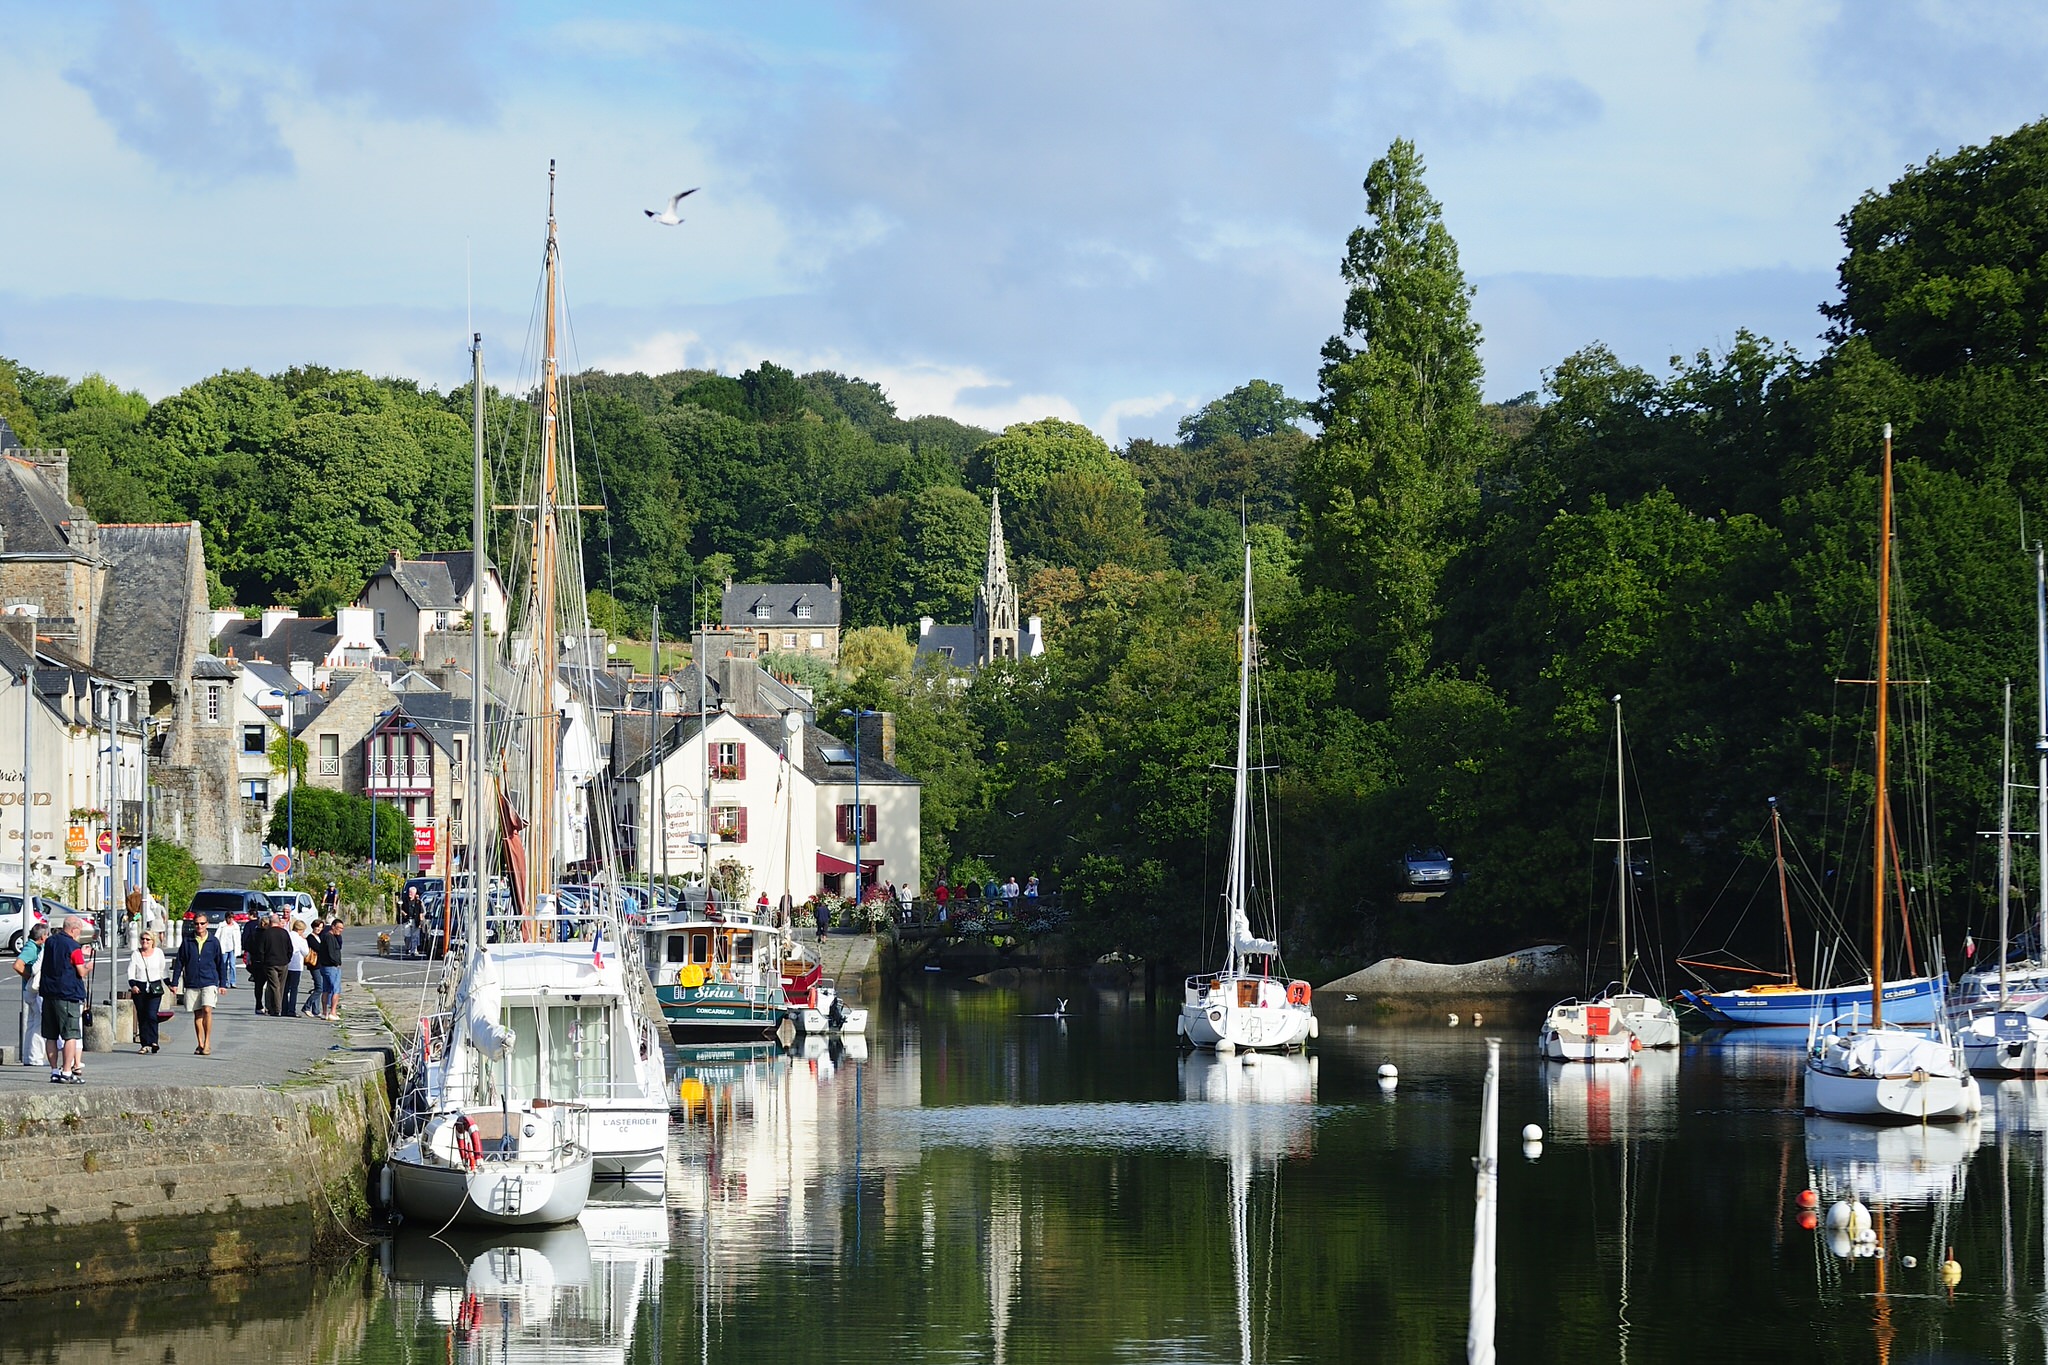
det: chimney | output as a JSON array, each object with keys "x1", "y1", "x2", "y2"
[
  {"x1": 0, "y1": 617, "x2": 32, "y2": 653},
  {"x1": 859, "y1": 711, "x2": 897, "y2": 768},
  {"x1": 336, "y1": 605, "x2": 375, "y2": 643},
  {"x1": 261, "y1": 606, "x2": 298, "y2": 639},
  {"x1": 829, "y1": 575, "x2": 840, "y2": 593},
  {"x1": 919, "y1": 615, "x2": 934, "y2": 639},
  {"x1": 24, "y1": 449, "x2": 69, "y2": 504},
  {"x1": 719, "y1": 655, "x2": 760, "y2": 716},
  {"x1": 210, "y1": 608, "x2": 242, "y2": 639}
]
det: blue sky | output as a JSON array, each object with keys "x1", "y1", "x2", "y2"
[{"x1": 3, "y1": 1, "x2": 2045, "y2": 441}]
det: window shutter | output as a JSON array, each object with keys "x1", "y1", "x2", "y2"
[
  {"x1": 736, "y1": 807, "x2": 749, "y2": 843},
  {"x1": 736, "y1": 744, "x2": 747, "y2": 780},
  {"x1": 836, "y1": 804, "x2": 850, "y2": 842},
  {"x1": 865, "y1": 804, "x2": 878, "y2": 841}
]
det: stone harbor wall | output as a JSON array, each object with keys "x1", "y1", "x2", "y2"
[{"x1": 0, "y1": 1055, "x2": 390, "y2": 1297}]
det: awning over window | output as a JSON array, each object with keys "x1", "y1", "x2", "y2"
[{"x1": 816, "y1": 851, "x2": 882, "y2": 875}]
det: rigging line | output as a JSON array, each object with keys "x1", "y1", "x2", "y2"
[
  {"x1": 556, "y1": 253, "x2": 626, "y2": 659},
  {"x1": 1617, "y1": 718, "x2": 1667, "y2": 992}
]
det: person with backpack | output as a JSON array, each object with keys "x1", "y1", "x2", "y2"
[{"x1": 39, "y1": 915, "x2": 92, "y2": 1084}]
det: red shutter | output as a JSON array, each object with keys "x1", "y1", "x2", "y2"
[
  {"x1": 736, "y1": 744, "x2": 747, "y2": 780},
  {"x1": 735, "y1": 807, "x2": 749, "y2": 844},
  {"x1": 865, "y1": 804, "x2": 877, "y2": 842},
  {"x1": 836, "y1": 804, "x2": 850, "y2": 842}
]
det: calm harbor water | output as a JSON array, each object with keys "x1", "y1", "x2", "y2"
[{"x1": 9, "y1": 979, "x2": 2048, "y2": 1364}]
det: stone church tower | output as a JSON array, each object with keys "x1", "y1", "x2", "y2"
[{"x1": 973, "y1": 489, "x2": 1020, "y2": 666}]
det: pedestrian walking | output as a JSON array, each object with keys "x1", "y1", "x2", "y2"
[
  {"x1": 14, "y1": 923, "x2": 47, "y2": 1068},
  {"x1": 39, "y1": 915, "x2": 92, "y2": 1084},
  {"x1": 1024, "y1": 873, "x2": 1040, "y2": 904},
  {"x1": 814, "y1": 897, "x2": 830, "y2": 941},
  {"x1": 127, "y1": 930, "x2": 168, "y2": 1053},
  {"x1": 935, "y1": 877, "x2": 949, "y2": 908},
  {"x1": 217, "y1": 912, "x2": 241, "y2": 989},
  {"x1": 895, "y1": 878, "x2": 913, "y2": 923},
  {"x1": 314, "y1": 918, "x2": 344, "y2": 1020},
  {"x1": 285, "y1": 919, "x2": 311, "y2": 1017},
  {"x1": 171, "y1": 913, "x2": 227, "y2": 1055}
]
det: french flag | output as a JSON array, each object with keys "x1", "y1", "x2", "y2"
[{"x1": 592, "y1": 924, "x2": 606, "y2": 970}]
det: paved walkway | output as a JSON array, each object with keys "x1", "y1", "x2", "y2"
[{"x1": 0, "y1": 926, "x2": 401, "y2": 1091}]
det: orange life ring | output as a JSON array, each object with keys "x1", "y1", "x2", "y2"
[
  {"x1": 454, "y1": 1115, "x2": 482, "y2": 1170},
  {"x1": 1287, "y1": 980, "x2": 1311, "y2": 1007}
]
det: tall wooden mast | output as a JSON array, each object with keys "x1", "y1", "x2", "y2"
[
  {"x1": 528, "y1": 161, "x2": 563, "y2": 908},
  {"x1": 1872, "y1": 423, "x2": 1894, "y2": 1030}
]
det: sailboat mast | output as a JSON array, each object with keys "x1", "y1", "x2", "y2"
[
  {"x1": 1224, "y1": 539, "x2": 1254, "y2": 975},
  {"x1": 470, "y1": 332, "x2": 487, "y2": 945},
  {"x1": 1613, "y1": 695, "x2": 1628, "y2": 986},
  {"x1": 2035, "y1": 542, "x2": 2046, "y2": 971},
  {"x1": 1873, "y1": 423, "x2": 1894, "y2": 1030},
  {"x1": 2001, "y1": 678, "x2": 2014, "y2": 1005},
  {"x1": 529, "y1": 161, "x2": 563, "y2": 908},
  {"x1": 1770, "y1": 797, "x2": 1796, "y2": 986}
]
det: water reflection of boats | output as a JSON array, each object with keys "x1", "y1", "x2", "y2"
[
  {"x1": 1804, "y1": 1115, "x2": 1982, "y2": 1208},
  {"x1": 1540, "y1": 1047, "x2": 1678, "y2": 1144},
  {"x1": 380, "y1": 1206, "x2": 664, "y2": 1364}
]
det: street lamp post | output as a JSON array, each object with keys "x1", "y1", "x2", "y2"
[{"x1": 284, "y1": 687, "x2": 310, "y2": 886}]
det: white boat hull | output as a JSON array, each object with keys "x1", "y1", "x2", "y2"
[
  {"x1": 389, "y1": 1143, "x2": 594, "y2": 1229},
  {"x1": 1540, "y1": 999, "x2": 1638, "y2": 1063},
  {"x1": 1180, "y1": 998, "x2": 1314, "y2": 1052},
  {"x1": 586, "y1": 1106, "x2": 670, "y2": 1184},
  {"x1": 1804, "y1": 1029, "x2": 1983, "y2": 1122},
  {"x1": 1959, "y1": 1010, "x2": 2048, "y2": 1077},
  {"x1": 1614, "y1": 1001, "x2": 1681, "y2": 1050}
]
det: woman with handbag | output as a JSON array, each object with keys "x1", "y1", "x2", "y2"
[{"x1": 126, "y1": 930, "x2": 168, "y2": 1054}]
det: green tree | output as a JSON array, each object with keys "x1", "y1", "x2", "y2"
[
  {"x1": 1296, "y1": 138, "x2": 1485, "y2": 709},
  {"x1": 1020, "y1": 469, "x2": 1166, "y2": 576},
  {"x1": 146, "y1": 838, "x2": 201, "y2": 912},
  {"x1": 905, "y1": 485, "x2": 988, "y2": 621},
  {"x1": 967, "y1": 419, "x2": 1142, "y2": 506},
  {"x1": 840, "y1": 625, "x2": 915, "y2": 682},
  {"x1": 1177, "y1": 380, "x2": 1306, "y2": 447}
]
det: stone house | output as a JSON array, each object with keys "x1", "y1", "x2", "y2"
[
  {"x1": 357, "y1": 550, "x2": 508, "y2": 658},
  {"x1": 720, "y1": 578, "x2": 842, "y2": 662}
]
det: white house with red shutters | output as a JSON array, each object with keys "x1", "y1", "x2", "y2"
[{"x1": 615, "y1": 706, "x2": 921, "y2": 903}]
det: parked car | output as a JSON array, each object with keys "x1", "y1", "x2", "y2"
[
  {"x1": 266, "y1": 890, "x2": 318, "y2": 922},
  {"x1": 2, "y1": 892, "x2": 50, "y2": 954},
  {"x1": 1399, "y1": 847, "x2": 1457, "y2": 889},
  {"x1": 187, "y1": 887, "x2": 272, "y2": 925}
]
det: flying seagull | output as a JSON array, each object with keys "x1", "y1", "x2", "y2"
[{"x1": 645, "y1": 188, "x2": 699, "y2": 225}]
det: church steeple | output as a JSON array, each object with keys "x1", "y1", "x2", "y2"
[{"x1": 974, "y1": 488, "x2": 1020, "y2": 665}]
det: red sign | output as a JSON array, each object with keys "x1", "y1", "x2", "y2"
[
  {"x1": 96, "y1": 830, "x2": 113, "y2": 853},
  {"x1": 413, "y1": 825, "x2": 435, "y2": 857}
]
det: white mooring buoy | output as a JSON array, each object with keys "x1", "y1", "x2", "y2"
[{"x1": 1521, "y1": 1123, "x2": 1542, "y2": 1143}]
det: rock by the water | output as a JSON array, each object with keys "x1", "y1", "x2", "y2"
[{"x1": 1319, "y1": 946, "x2": 1579, "y2": 998}]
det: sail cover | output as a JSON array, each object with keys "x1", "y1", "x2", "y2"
[
  {"x1": 461, "y1": 952, "x2": 514, "y2": 1059},
  {"x1": 1230, "y1": 903, "x2": 1278, "y2": 958}
]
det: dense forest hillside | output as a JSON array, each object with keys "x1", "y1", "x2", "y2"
[{"x1": 8, "y1": 117, "x2": 2048, "y2": 977}]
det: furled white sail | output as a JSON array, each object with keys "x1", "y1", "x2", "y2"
[
  {"x1": 462, "y1": 951, "x2": 514, "y2": 1059},
  {"x1": 1231, "y1": 908, "x2": 1278, "y2": 959}
]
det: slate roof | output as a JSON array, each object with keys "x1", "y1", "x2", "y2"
[
  {"x1": 377, "y1": 558, "x2": 462, "y2": 612},
  {"x1": 914, "y1": 624, "x2": 977, "y2": 669},
  {"x1": 413, "y1": 551, "x2": 493, "y2": 602},
  {"x1": 721, "y1": 582, "x2": 841, "y2": 629},
  {"x1": 216, "y1": 616, "x2": 339, "y2": 668},
  {"x1": 386, "y1": 691, "x2": 489, "y2": 757},
  {"x1": 192, "y1": 655, "x2": 237, "y2": 681},
  {"x1": 0, "y1": 455, "x2": 84, "y2": 556},
  {"x1": 615, "y1": 711, "x2": 916, "y2": 786},
  {"x1": 94, "y1": 522, "x2": 201, "y2": 682}
]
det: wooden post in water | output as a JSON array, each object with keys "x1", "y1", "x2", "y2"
[{"x1": 1468, "y1": 1035, "x2": 1500, "y2": 1365}]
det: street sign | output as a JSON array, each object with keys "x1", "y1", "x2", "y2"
[
  {"x1": 95, "y1": 830, "x2": 113, "y2": 854},
  {"x1": 414, "y1": 825, "x2": 435, "y2": 857},
  {"x1": 269, "y1": 851, "x2": 293, "y2": 875}
]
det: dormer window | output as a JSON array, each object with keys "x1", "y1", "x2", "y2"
[
  {"x1": 753, "y1": 601, "x2": 772, "y2": 620},
  {"x1": 795, "y1": 603, "x2": 812, "y2": 620}
]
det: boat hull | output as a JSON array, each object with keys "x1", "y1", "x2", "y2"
[
  {"x1": 655, "y1": 983, "x2": 784, "y2": 1042},
  {"x1": 389, "y1": 1145, "x2": 594, "y2": 1229},
  {"x1": 1959, "y1": 1010, "x2": 2048, "y2": 1077},
  {"x1": 1803, "y1": 1029, "x2": 1982, "y2": 1123},
  {"x1": 1682, "y1": 975, "x2": 1945, "y2": 1028},
  {"x1": 586, "y1": 1107, "x2": 670, "y2": 1184},
  {"x1": 1179, "y1": 1000, "x2": 1314, "y2": 1051}
]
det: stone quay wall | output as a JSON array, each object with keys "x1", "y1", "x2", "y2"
[{"x1": 0, "y1": 1054, "x2": 391, "y2": 1298}]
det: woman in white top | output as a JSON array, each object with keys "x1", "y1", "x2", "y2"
[
  {"x1": 127, "y1": 931, "x2": 168, "y2": 1054},
  {"x1": 217, "y1": 914, "x2": 242, "y2": 988},
  {"x1": 285, "y1": 920, "x2": 311, "y2": 1017}
]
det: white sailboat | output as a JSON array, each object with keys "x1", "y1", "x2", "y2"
[
  {"x1": 1959, "y1": 559, "x2": 2048, "y2": 1075},
  {"x1": 386, "y1": 166, "x2": 668, "y2": 1227},
  {"x1": 1178, "y1": 540, "x2": 1315, "y2": 1054},
  {"x1": 1541, "y1": 696, "x2": 1680, "y2": 1061},
  {"x1": 1803, "y1": 424, "x2": 1981, "y2": 1124}
]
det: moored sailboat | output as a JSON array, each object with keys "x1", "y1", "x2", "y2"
[
  {"x1": 1177, "y1": 541, "x2": 1314, "y2": 1054},
  {"x1": 1802, "y1": 424, "x2": 1979, "y2": 1124},
  {"x1": 1540, "y1": 696, "x2": 1680, "y2": 1061}
]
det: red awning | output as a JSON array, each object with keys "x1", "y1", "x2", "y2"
[{"x1": 816, "y1": 851, "x2": 858, "y2": 875}]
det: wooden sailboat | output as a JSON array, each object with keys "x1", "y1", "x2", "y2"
[
  {"x1": 1540, "y1": 696, "x2": 1679, "y2": 1061},
  {"x1": 1177, "y1": 540, "x2": 1315, "y2": 1054},
  {"x1": 1801, "y1": 424, "x2": 1980, "y2": 1123},
  {"x1": 1680, "y1": 798, "x2": 1945, "y2": 1027},
  {"x1": 386, "y1": 166, "x2": 669, "y2": 1226}
]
